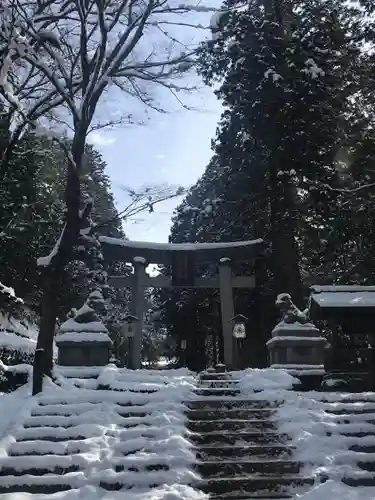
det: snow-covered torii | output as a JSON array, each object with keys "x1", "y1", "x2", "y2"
[{"x1": 100, "y1": 237, "x2": 265, "y2": 369}]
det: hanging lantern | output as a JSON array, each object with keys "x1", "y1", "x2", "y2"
[
  {"x1": 232, "y1": 314, "x2": 248, "y2": 339},
  {"x1": 122, "y1": 314, "x2": 139, "y2": 338}
]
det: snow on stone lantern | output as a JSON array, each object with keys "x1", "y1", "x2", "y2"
[{"x1": 56, "y1": 291, "x2": 112, "y2": 367}]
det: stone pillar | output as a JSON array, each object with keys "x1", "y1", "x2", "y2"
[
  {"x1": 219, "y1": 258, "x2": 235, "y2": 369},
  {"x1": 130, "y1": 257, "x2": 147, "y2": 369}
]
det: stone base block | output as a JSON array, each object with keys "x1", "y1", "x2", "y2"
[
  {"x1": 57, "y1": 341, "x2": 111, "y2": 366},
  {"x1": 267, "y1": 336, "x2": 326, "y2": 367}
]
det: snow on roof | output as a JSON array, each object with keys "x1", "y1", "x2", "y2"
[
  {"x1": 311, "y1": 285, "x2": 375, "y2": 293},
  {"x1": 311, "y1": 291, "x2": 375, "y2": 309},
  {"x1": 101, "y1": 237, "x2": 264, "y2": 265},
  {"x1": 100, "y1": 236, "x2": 263, "y2": 252}
]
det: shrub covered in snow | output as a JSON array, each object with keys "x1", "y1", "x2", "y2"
[{"x1": 0, "y1": 286, "x2": 37, "y2": 390}]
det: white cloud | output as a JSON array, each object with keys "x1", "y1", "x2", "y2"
[
  {"x1": 156, "y1": 153, "x2": 165, "y2": 160},
  {"x1": 89, "y1": 131, "x2": 116, "y2": 147}
]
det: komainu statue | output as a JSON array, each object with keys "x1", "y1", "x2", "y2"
[{"x1": 276, "y1": 293, "x2": 309, "y2": 324}]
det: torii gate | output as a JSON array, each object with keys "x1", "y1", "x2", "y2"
[{"x1": 100, "y1": 237, "x2": 265, "y2": 369}]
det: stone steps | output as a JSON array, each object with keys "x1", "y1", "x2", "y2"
[
  {"x1": 194, "y1": 388, "x2": 241, "y2": 397},
  {"x1": 0, "y1": 482, "x2": 72, "y2": 494},
  {"x1": 190, "y1": 431, "x2": 288, "y2": 446},
  {"x1": 313, "y1": 394, "x2": 375, "y2": 488},
  {"x1": 343, "y1": 475, "x2": 375, "y2": 486},
  {"x1": 186, "y1": 408, "x2": 274, "y2": 420},
  {"x1": 195, "y1": 459, "x2": 301, "y2": 476},
  {"x1": 188, "y1": 371, "x2": 311, "y2": 499},
  {"x1": 197, "y1": 475, "x2": 314, "y2": 495},
  {"x1": 186, "y1": 399, "x2": 276, "y2": 410},
  {"x1": 187, "y1": 419, "x2": 275, "y2": 433},
  {"x1": 0, "y1": 369, "x2": 199, "y2": 495},
  {"x1": 196, "y1": 445, "x2": 295, "y2": 460}
]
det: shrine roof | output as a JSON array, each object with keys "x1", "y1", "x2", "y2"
[
  {"x1": 310, "y1": 285, "x2": 375, "y2": 317},
  {"x1": 100, "y1": 236, "x2": 265, "y2": 264}
]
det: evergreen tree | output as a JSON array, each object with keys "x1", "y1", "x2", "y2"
[{"x1": 158, "y1": 0, "x2": 374, "y2": 368}]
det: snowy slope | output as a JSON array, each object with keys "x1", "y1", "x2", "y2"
[{"x1": 0, "y1": 365, "x2": 205, "y2": 500}]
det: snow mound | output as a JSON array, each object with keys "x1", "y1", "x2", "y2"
[{"x1": 233, "y1": 367, "x2": 299, "y2": 393}]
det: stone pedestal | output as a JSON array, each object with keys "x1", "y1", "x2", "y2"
[
  {"x1": 56, "y1": 318, "x2": 112, "y2": 367},
  {"x1": 267, "y1": 321, "x2": 326, "y2": 372}
]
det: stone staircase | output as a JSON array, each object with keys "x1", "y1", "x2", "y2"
[
  {"x1": 320, "y1": 395, "x2": 375, "y2": 486},
  {"x1": 0, "y1": 367, "x2": 197, "y2": 495},
  {"x1": 186, "y1": 368, "x2": 314, "y2": 499},
  {"x1": 4, "y1": 366, "x2": 375, "y2": 497}
]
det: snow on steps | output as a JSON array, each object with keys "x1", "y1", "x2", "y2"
[
  {"x1": 0, "y1": 366, "x2": 202, "y2": 498},
  {"x1": 189, "y1": 368, "x2": 375, "y2": 499},
  {"x1": 238, "y1": 368, "x2": 375, "y2": 498},
  {"x1": 5, "y1": 367, "x2": 375, "y2": 499},
  {"x1": 187, "y1": 370, "x2": 312, "y2": 500}
]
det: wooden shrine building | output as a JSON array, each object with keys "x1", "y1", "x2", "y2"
[
  {"x1": 310, "y1": 285, "x2": 375, "y2": 374},
  {"x1": 100, "y1": 237, "x2": 265, "y2": 369}
]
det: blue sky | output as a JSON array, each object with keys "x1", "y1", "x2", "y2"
[{"x1": 88, "y1": 5, "x2": 223, "y2": 243}]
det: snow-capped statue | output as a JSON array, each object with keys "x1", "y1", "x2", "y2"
[
  {"x1": 69, "y1": 290, "x2": 106, "y2": 325},
  {"x1": 276, "y1": 293, "x2": 309, "y2": 325}
]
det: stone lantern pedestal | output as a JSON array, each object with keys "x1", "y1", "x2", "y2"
[
  {"x1": 56, "y1": 318, "x2": 112, "y2": 367},
  {"x1": 267, "y1": 321, "x2": 326, "y2": 372}
]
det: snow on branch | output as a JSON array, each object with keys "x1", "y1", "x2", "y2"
[
  {"x1": 37, "y1": 224, "x2": 65, "y2": 267},
  {"x1": 1, "y1": 0, "x2": 216, "y2": 155},
  {"x1": 0, "y1": 280, "x2": 23, "y2": 304}
]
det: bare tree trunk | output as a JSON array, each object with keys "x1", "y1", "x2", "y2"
[
  {"x1": 35, "y1": 268, "x2": 63, "y2": 373},
  {"x1": 32, "y1": 133, "x2": 84, "y2": 394}
]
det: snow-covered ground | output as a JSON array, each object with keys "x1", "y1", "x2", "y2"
[
  {"x1": 236, "y1": 368, "x2": 375, "y2": 500},
  {"x1": 0, "y1": 365, "x2": 205, "y2": 500},
  {"x1": 3, "y1": 366, "x2": 375, "y2": 498}
]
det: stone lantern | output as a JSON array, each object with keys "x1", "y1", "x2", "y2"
[{"x1": 56, "y1": 291, "x2": 112, "y2": 367}]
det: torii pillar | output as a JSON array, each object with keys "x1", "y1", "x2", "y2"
[
  {"x1": 130, "y1": 257, "x2": 147, "y2": 369},
  {"x1": 219, "y1": 257, "x2": 236, "y2": 369}
]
